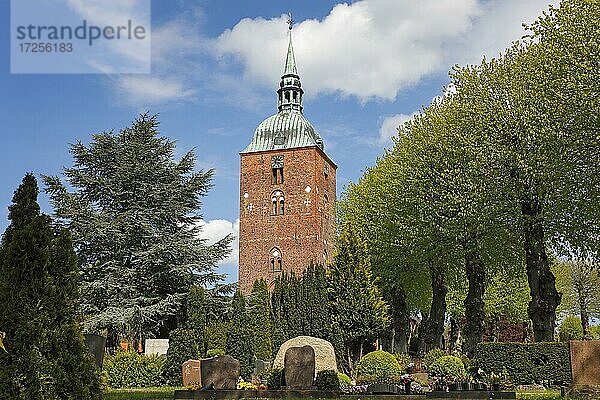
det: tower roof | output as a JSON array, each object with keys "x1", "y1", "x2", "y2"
[
  {"x1": 241, "y1": 21, "x2": 326, "y2": 154},
  {"x1": 284, "y1": 32, "x2": 298, "y2": 76}
]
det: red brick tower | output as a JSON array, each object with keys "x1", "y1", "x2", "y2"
[{"x1": 238, "y1": 28, "x2": 337, "y2": 294}]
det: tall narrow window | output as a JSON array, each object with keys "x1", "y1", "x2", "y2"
[
  {"x1": 271, "y1": 191, "x2": 284, "y2": 215},
  {"x1": 270, "y1": 248, "x2": 282, "y2": 272}
]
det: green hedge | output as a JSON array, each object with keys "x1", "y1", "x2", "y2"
[
  {"x1": 103, "y1": 351, "x2": 166, "y2": 388},
  {"x1": 475, "y1": 342, "x2": 571, "y2": 385}
]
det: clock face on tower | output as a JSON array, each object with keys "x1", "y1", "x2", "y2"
[{"x1": 271, "y1": 155, "x2": 284, "y2": 169}]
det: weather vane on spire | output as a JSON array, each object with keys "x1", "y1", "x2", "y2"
[{"x1": 287, "y1": 13, "x2": 294, "y2": 30}]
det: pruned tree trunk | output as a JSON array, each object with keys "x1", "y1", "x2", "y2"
[
  {"x1": 578, "y1": 285, "x2": 591, "y2": 339},
  {"x1": 419, "y1": 263, "x2": 447, "y2": 353},
  {"x1": 389, "y1": 288, "x2": 410, "y2": 353},
  {"x1": 463, "y1": 244, "x2": 485, "y2": 357},
  {"x1": 521, "y1": 199, "x2": 561, "y2": 342}
]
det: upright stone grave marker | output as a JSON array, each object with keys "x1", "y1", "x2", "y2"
[
  {"x1": 182, "y1": 359, "x2": 201, "y2": 387},
  {"x1": 84, "y1": 334, "x2": 106, "y2": 368},
  {"x1": 201, "y1": 355, "x2": 240, "y2": 389},
  {"x1": 284, "y1": 345, "x2": 315, "y2": 389},
  {"x1": 570, "y1": 340, "x2": 600, "y2": 385}
]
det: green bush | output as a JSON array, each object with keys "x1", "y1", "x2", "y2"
[
  {"x1": 423, "y1": 348, "x2": 446, "y2": 369},
  {"x1": 475, "y1": 342, "x2": 571, "y2": 385},
  {"x1": 590, "y1": 325, "x2": 600, "y2": 340},
  {"x1": 315, "y1": 370, "x2": 340, "y2": 391},
  {"x1": 356, "y1": 350, "x2": 403, "y2": 384},
  {"x1": 264, "y1": 368, "x2": 285, "y2": 390},
  {"x1": 428, "y1": 356, "x2": 465, "y2": 381},
  {"x1": 163, "y1": 329, "x2": 201, "y2": 385},
  {"x1": 394, "y1": 353, "x2": 412, "y2": 371},
  {"x1": 559, "y1": 316, "x2": 583, "y2": 342},
  {"x1": 206, "y1": 349, "x2": 225, "y2": 357},
  {"x1": 337, "y1": 372, "x2": 351, "y2": 387},
  {"x1": 103, "y1": 351, "x2": 166, "y2": 388}
]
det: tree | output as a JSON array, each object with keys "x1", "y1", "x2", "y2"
[
  {"x1": 329, "y1": 226, "x2": 389, "y2": 373},
  {"x1": 0, "y1": 174, "x2": 100, "y2": 400},
  {"x1": 225, "y1": 290, "x2": 253, "y2": 378},
  {"x1": 43, "y1": 114, "x2": 232, "y2": 344},
  {"x1": 247, "y1": 279, "x2": 273, "y2": 361},
  {"x1": 553, "y1": 256, "x2": 600, "y2": 339}
]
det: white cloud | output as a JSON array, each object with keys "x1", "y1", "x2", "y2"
[
  {"x1": 95, "y1": 0, "x2": 557, "y2": 105},
  {"x1": 378, "y1": 113, "x2": 417, "y2": 145},
  {"x1": 197, "y1": 218, "x2": 240, "y2": 267},
  {"x1": 215, "y1": 0, "x2": 556, "y2": 101}
]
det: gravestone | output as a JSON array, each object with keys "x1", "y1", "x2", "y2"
[
  {"x1": 182, "y1": 359, "x2": 201, "y2": 387},
  {"x1": 254, "y1": 359, "x2": 271, "y2": 377},
  {"x1": 201, "y1": 355, "x2": 240, "y2": 389},
  {"x1": 570, "y1": 340, "x2": 600, "y2": 385},
  {"x1": 284, "y1": 345, "x2": 315, "y2": 389},
  {"x1": 274, "y1": 336, "x2": 337, "y2": 373},
  {"x1": 145, "y1": 338, "x2": 169, "y2": 355},
  {"x1": 84, "y1": 334, "x2": 106, "y2": 368}
]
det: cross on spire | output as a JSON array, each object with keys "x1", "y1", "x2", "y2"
[{"x1": 287, "y1": 13, "x2": 294, "y2": 30}]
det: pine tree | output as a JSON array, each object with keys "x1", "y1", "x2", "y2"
[
  {"x1": 248, "y1": 279, "x2": 273, "y2": 361},
  {"x1": 43, "y1": 114, "x2": 233, "y2": 342},
  {"x1": 0, "y1": 174, "x2": 100, "y2": 400}
]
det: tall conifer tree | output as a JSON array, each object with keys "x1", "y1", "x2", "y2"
[
  {"x1": 0, "y1": 174, "x2": 100, "y2": 400},
  {"x1": 43, "y1": 114, "x2": 232, "y2": 342}
]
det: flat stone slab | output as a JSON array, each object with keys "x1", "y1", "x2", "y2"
[
  {"x1": 426, "y1": 391, "x2": 516, "y2": 399},
  {"x1": 174, "y1": 389, "x2": 340, "y2": 399}
]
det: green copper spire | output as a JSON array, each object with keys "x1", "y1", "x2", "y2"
[
  {"x1": 284, "y1": 30, "x2": 297, "y2": 75},
  {"x1": 277, "y1": 15, "x2": 303, "y2": 113}
]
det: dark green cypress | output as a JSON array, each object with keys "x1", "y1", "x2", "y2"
[
  {"x1": 0, "y1": 174, "x2": 100, "y2": 400},
  {"x1": 225, "y1": 290, "x2": 253, "y2": 378}
]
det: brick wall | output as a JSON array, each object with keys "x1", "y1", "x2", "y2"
[{"x1": 238, "y1": 146, "x2": 336, "y2": 294}]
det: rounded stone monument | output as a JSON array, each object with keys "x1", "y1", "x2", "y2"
[{"x1": 273, "y1": 336, "x2": 337, "y2": 373}]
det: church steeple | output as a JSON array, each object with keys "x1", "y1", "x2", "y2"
[{"x1": 277, "y1": 16, "x2": 303, "y2": 113}]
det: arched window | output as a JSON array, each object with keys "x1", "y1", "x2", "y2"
[
  {"x1": 270, "y1": 247, "x2": 282, "y2": 272},
  {"x1": 271, "y1": 191, "x2": 284, "y2": 215}
]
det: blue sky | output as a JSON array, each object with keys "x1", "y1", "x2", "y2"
[{"x1": 0, "y1": 0, "x2": 555, "y2": 282}]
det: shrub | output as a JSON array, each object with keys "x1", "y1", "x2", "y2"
[
  {"x1": 423, "y1": 348, "x2": 445, "y2": 370},
  {"x1": 163, "y1": 328, "x2": 201, "y2": 385},
  {"x1": 590, "y1": 325, "x2": 600, "y2": 340},
  {"x1": 475, "y1": 342, "x2": 570, "y2": 385},
  {"x1": 394, "y1": 353, "x2": 412, "y2": 371},
  {"x1": 264, "y1": 368, "x2": 285, "y2": 390},
  {"x1": 337, "y1": 372, "x2": 351, "y2": 387},
  {"x1": 315, "y1": 369, "x2": 340, "y2": 391},
  {"x1": 103, "y1": 351, "x2": 166, "y2": 388},
  {"x1": 356, "y1": 350, "x2": 403, "y2": 384},
  {"x1": 558, "y1": 316, "x2": 583, "y2": 342},
  {"x1": 206, "y1": 349, "x2": 225, "y2": 357},
  {"x1": 428, "y1": 356, "x2": 465, "y2": 381}
]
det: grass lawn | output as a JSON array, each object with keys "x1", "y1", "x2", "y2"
[{"x1": 103, "y1": 387, "x2": 179, "y2": 400}]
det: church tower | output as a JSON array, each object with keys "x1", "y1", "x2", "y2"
[{"x1": 238, "y1": 25, "x2": 337, "y2": 294}]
